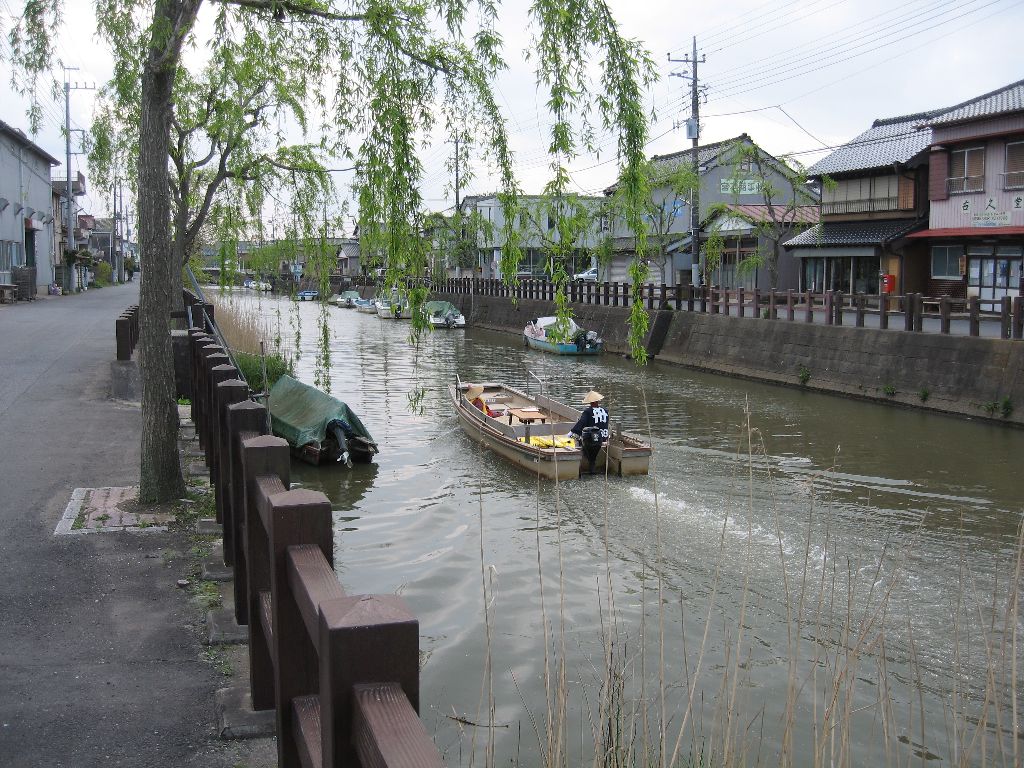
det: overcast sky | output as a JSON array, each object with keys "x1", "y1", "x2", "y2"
[{"x1": 3, "y1": 0, "x2": 1022, "y2": 226}]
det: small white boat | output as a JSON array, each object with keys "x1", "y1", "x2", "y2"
[
  {"x1": 524, "y1": 316, "x2": 602, "y2": 355},
  {"x1": 354, "y1": 298, "x2": 378, "y2": 313},
  {"x1": 330, "y1": 290, "x2": 363, "y2": 308},
  {"x1": 423, "y1": 300, "x2": 465, "y2": 328},
  {"x1": 376, "y1": 295, "x2": 411, "y2": 319}
]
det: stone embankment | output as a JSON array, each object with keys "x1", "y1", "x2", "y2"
[{"x1": 430, "y1": 291, "x2": 1024, "y2": 427}]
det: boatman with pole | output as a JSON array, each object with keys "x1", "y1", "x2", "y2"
[{"x1": 568, "y1": 390, "x2": 609, "y2": 441}]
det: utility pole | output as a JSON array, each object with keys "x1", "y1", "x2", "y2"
[
  {"x1": 63, "y1": 69, "x2": 95, "y2": 289},
  {"x1": 110, "y1": 177, "x2": 116, "y2": 279},
  {"x1": 63, "y1": 68, "x2": 76, "y2": 269},
  {"x1": 669, "y1": 37, "x2": 705, "y2": 286},
  {"x1": 118, "y1": 183, "x2": 125, "y2": 282},
  {"x1": 452, "y1": 131, "x2": 461, "y2": 211}
]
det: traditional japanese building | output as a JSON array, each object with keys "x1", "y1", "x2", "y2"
[{"x1": 905, "y1": 79, "x2": 1024, "y2": 304}]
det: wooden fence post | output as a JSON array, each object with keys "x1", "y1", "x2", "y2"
[
  {"x1": 902, "y1": 295, "x2": 914, "y2": 332},
  {"x1": 647, "y1": 283, "x2": 655, "y2": 310},
  {"x1": 699, "y1": 285, "x2": 708, "y2": 313},
  {"x1": 264, "y1": 488, "x2": 334, "y2": 768},
  {"x1": 824, "y1": 291, "x2": 834, "y2": 326},
  {"x1": 215, "y1": 378, "x2": 249, "y2": 548},
  {"x1": 804, "y1": 291, "x2": 813, "y2": 323},
  {"x1": 685, "y1": 284, "x2": 694, "y2": 312},
  {"x1": 835, "y1": 291, "x2": 844, "y2": 326},
  {"x1": 737, "y1": 287, "x2": 746, "y2": 318},
  {"x1": 201, "y1": 348, "x2": 229, "y2": 458},
  {"x1": 622, "y1": 282, "x2": 630, "y2": 305},
  {"x1": 855, "y1": 294, "x2": 866, "y2": 327},
  {"x1": 320, "y1": 595, "x2": 424, "y2": 768},
  {"x1": 752, "y1": 288, "x2": 761, "y2": 318},
  {"x1": 786, "y1": 289, "x2": 794, "y2": 321},
  {"x1": 879, "y1": 294, "x2": 889, "y2": 330},
  {"x1": 227, "y1": 402, "x2": 269, "y2": 623},
  {"x1": 188, "y1": 331, "x2": 212, "y2": 427},
  {"x1": 1000, "y1": 296, "x2": 1012, "y2": 339},
  {"x1": 710, "y1": 287, "x2": 719, "y2": 314},
  {"x1": 195, "y1": 342, "x2": 221, "y2": 451},
  {"x1": 914, "y1": 294, "x2": 924, "y2": 332},
  {"x1": 768, "y1": 289, "x2": 776, "y2": 320},
  {"x1": 969, "y1": 296, "x2": 980, "y2": 336},
  {"x1": 659, "y1": 283, "x2": 667, "y2": 309},
  {"x1": 940, "y1": 297, "x2": 951, "y2": 334},
  {"x1": 207, "y1": 362, "x2": 236, "y2": 484},
  {"x1": 1013, "y1": 296, "x2": 1024, "y2": 340},
  {"x1": 674, "y1": 284, "x2": 682, "y2": 311},
  {"x1": 242, "y1": 435, "x2": 292, "y2": 711}
]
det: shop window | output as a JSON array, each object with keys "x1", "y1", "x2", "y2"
[
  {"x1": 948, "y1": 147, "x2": 985, "y2": 194},
  {"x1": 931, "y1": 245, "x2": 964, "y2": 280}
]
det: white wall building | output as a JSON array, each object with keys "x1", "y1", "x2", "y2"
[{"x1": 0, "y1": 120, "x2": 60, "y2": 292}]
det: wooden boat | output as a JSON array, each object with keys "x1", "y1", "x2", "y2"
[
  {"x1": 375, "y1": 295, "x2": 411, "y2": 319},
  {"x1": 330, "y1": 290, "x2": 363, "y2": 307},
  {"x1": 423, "y1": 300, "x2": 465, "y2": 328},
  {"x1": 268, "y1": 374, "x2": 379, "y2": 466},
  {"x1": 450, "y1": 380, "x2": 651, "y2": 479},
  {"x1": 524, "y1": 316, "x2": 603, "y2": 355}
]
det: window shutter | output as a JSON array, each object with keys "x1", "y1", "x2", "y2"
[
  {"x1": 898, "y1": 175, "x2": 915, "y2": 209},
  {"x1": 1008, "y1": 143, "x2": 1024, "y2": 172},
  {"x1": 966, "y1": 147, "x2": 985, "y2": 178},
  {"x1": 929, "y1": 149, "x2": 949, "y2": 201}
]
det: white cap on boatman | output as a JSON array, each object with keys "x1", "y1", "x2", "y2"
[{"x1": 582, "y1": 390, "x2": 604, "y2": 405}]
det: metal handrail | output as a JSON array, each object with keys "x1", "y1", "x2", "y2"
[{"x1": 184, "y1": 264, "x2": 249, "y2": 389}]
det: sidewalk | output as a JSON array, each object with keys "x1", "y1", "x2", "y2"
[{"x1": 0, "y1": 283, "x2": 269, "y2": 767}]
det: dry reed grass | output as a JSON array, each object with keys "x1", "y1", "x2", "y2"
[
  {"x1": 206, "y1": 292, "x2": 271, "y2": 356},
  {"x1": 471, "y1": 396, "x2": 1022, "y2": 768}
]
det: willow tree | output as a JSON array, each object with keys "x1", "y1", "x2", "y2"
[{"x1": 8, "y1": 0, "x2": 654, "y2": 505}]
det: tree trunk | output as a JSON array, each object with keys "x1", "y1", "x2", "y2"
[{"x1": 137, "y1": 0, "x2": 198, "y2": 503}]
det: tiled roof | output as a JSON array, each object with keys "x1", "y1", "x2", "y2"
[
  {"x1": 807, "y1": 111, "x2": 942, "y2": 177},
  {"x1": 925, "y1": 78, "x2": 1024, "y2": 127},
  {"x1": 649, "y1": 133, "x2": 751, "y2": 172},
  {"x1": 604, "y1": 134, "x2": 755, "y2": 194},
  {"x1": 718, "y1": 204, "x2": 819, "y2": 225},
  {"x1": 783, "y1": 219, "x2": 924, "y2": 249}
]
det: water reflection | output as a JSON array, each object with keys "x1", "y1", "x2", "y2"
[{"x1": 230, "y1": 293, "x2": 1023, "y2": 766}]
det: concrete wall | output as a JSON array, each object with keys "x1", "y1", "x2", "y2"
[{"x1": 434, "y1": 291, "x2": 1024, "y2": 426}]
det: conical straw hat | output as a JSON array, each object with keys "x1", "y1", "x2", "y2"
[
  {"x1": 465, "y1": 384, "x2": 484, "y2": 401},
  {"x1": 582, "y1": 390, "x2": 604, "y2": 404}
]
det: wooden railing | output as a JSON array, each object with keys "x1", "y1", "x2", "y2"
[
  {"x1": 115, "y1": 304, "x2": 140, "y2": 360},
  {"x1": 431, "y1": 278, "x2": 1024, "y2": 340},
  {"x1": 184, "y1": 297, "x2": 443, "y2": 768}
]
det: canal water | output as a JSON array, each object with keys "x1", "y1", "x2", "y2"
[{"x1": 231, "y1": 293, "x2": 1022, "y2": 766}]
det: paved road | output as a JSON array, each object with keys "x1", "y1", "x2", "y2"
[{"x1": 0, "y1": 284, "x2": 260, "y2": 767}]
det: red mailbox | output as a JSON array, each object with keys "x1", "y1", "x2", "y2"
[{"x1": 881, "y1": 274, "x2": 896, "y2": 294}]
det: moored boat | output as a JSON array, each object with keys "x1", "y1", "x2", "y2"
[
  {"x1": 268, "y1": 374, "x2": 379, "y2": 466},
  {"x1": 524, "y1": 316, "x2": 603, "y2": 355},
  {"x1": 450, "y1": 379, "x2": 650, "y2": 479},
  {"x1": 297, "y1": 289, "x2": 319, "y2": 301},
  {"x1": 423, "y1": 300, "x2": 465, "y2": 328},
  {"x1": 330, "y1": 289, "x2": 363, "y2": 308},
  {"x1": 376, "y1": 295, "x2": 411, "y2": 319},
  {"x1": 354, "y1": 297, "x2": 377, "y2": 313}
]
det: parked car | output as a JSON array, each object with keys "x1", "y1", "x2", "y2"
[{"x1": 573, "y1": 267, "x2": 598, "y2": 282}]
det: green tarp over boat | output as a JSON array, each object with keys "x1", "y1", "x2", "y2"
[{"x1": 268, "y1": 374, "x2": 376, "y2": 450}]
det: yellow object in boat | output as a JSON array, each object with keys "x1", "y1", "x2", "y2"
[{"x1": 518, "y1": 435, "x2": 576, "y2": 448}]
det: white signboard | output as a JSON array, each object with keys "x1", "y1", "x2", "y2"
[
  {"x1": 720, "y1": 178, "x2": 762, "y2": 195},
  {"x1": 971, "y1": 211, "x2": 1011, "y2": 227}
]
